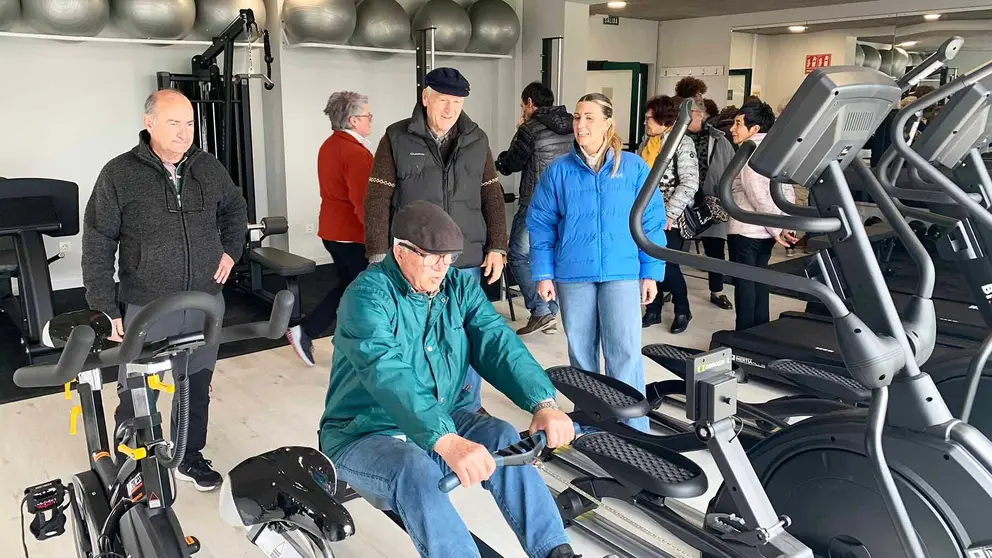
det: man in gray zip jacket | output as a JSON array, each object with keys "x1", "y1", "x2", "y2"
[
  {"x1": 495, "y1": 82, "x2": 573, "y2": 336},
  {"x1": 82, "y1": 89, "x2": 248, "y2": 491}
]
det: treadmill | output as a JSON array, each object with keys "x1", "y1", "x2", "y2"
[{"x1": 646, "y1": 40, "x2": 992, "y2": 436}]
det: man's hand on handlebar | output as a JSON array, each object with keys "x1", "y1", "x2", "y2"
[
  {"x1": 110, "y1": 318, "x2": 125, "y2": 343},
  {"x1": 529, "y1": 408, "x2": 575, "y2": 448},
  {"x1": 434, "y1": 434, "x2": 497, "y2": 489}
]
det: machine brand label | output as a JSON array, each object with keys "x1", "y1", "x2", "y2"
[
  {"x1": 966, "y1": 545, "x2": 992, "y2": 557},
  {"x1": 982, "y1": 283, "x2": 992, "y2": 301},
  {"x1": 814, "y1": 346, "x2": 835, "y2": 353},
  {"x1": 731, "y1": 355, "x2": 764, "y2": 368},
  {"x1": 697, "y1": 357, "x2": 732, "y2": 373}
]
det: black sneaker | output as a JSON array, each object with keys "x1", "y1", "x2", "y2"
[
  {"x1": 516, "y1": 314, "x2": 556, "y2": 336},
  {"x1": 642, "y1": 312, "x2": 662, "y2": 328},
  {"x1": 286, "y1": 325, "x2": 315, "y2": 367},
  {"x1": 176, "y1": 457, "x2": 222, "y2": 492}
]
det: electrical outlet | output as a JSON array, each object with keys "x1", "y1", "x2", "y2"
[
  {"x1": 305, "y1": 224, "x2": 315, "y2": 234},
  {"x1": 59, "y1": 241, "x2": 71, "y2": 253}
]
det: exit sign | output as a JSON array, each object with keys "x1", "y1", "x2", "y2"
[
  {"x1": 805, "y1": 53, "x2": 832, "y2": 73},
  {"x1": 603, "y1": 15, "x2": 620, "y2": 25}
]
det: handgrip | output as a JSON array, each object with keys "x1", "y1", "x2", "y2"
[
  {"x1": 220, "y1": 290, "x2": 295, "y2": 344},
  {"x1": 13, "y1": 326, "x2": 96, "y2": 389},
  {"x1": 896, "y1": 36, "x2": 963, "y2": 92},
  {"x1": 116, "y1": 292, "x2": 225, "y2": 364},
  {"x1": 716, "y1": 142, "x2": 841, "y2": 234}
]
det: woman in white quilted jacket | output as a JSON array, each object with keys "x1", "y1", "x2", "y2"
[{"x1": 638, "y1": 95, "x2": 699, "y2": 334}]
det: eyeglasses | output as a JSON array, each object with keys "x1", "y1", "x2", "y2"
[
  {"x1": 400, "y1": 242, "x2": 459, "y2": 267},
  {"x1": 352, "y1": 113, "x2": 373, "y2": 121}
]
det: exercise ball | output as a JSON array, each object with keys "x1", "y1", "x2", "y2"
[
  {"x1": 861, "y1": 44, "x2": 881, "y2": 71},
  {"x1": 113, "y1": 0, "x2": 195, "y2": 40},
  {"x1": 23, "y1": 0, "x2": 110, "y2": 36},
  {"x1": 0, "y1": 0, "x2": 20, "y2": 31},
  {"x1": 412, "y1": 0, "x2": 472, "y2": 52},
  {"x1": 196, "y1": 0, "x2": 266, "y2": 37},
  {"x1": 855, "y1": 44, "x2": 865, "y2": 67},
  {"x1": 467, "y1": 0, "x2": 519, "y2": 55},
  {"x1": 880, "y1": 47, "x2": 909, "y2": 78},
  {"x1": 351, "y1": 0, "x2": 410, "y2": 49},
  {"x1": 282, "y1": 0, "x2": 356, "y2": 44},
  {"x1": 910, "y1": 52, "x2": 924, "y2": 67}
]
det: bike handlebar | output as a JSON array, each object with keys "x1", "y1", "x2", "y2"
[{"x1": 13, "y1": 290, "x2": 295, "y2": 389}]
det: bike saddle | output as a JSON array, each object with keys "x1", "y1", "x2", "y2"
[
  {"x1": 42, "y1": 309, "x2": 117, "y2": 352},
  {"x1": 219, "y1": 446, "x2": 355, "y2": 544}
]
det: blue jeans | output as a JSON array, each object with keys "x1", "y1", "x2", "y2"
[
  {"x1": 556, "y1": 280, "x2": 650, "y2": 432},
  {"x1": 461, "y1": 266, "x2": 484, "y2": 411},
  {"x1": 509, "y1": 206, "x2": 558, "y2": 318},
  {"x1": 332, "y1": 410, "x2": 570, "y2": 558}
]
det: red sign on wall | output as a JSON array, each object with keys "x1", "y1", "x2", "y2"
[{"x1": 805, "y1": 53, "x2": 833, "y2": 74}]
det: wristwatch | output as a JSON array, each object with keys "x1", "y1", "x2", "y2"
[{"x1": 532, "y1": 399, "x2": 560, "y2": 413}]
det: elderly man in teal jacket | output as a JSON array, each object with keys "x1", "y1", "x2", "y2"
[{"x1": 319, "y1": 201, "x2": 579, "y2": 558}]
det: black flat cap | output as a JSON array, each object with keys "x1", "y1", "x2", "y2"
[
  {"x1": 425, "y1": 67, "x2": 470, "y2": 97},
  {"x1": 392, "y1": 201, "x2": 464, "y2": 254}
]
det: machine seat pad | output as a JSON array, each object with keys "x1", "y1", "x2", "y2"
[
  {"x1": 573, "y1": 431, "x2": 707, "y2": 499},
  {"x1": 547, "y1": 366, "x2": 651, "y2": 423},
  {"x1": 250, "y1": 247, "x2": 316, "y2": 277},
  {"x1": 0, "y1": 248, "x2": 15, "y2": 274},
  {"x1": 768, "y1": 359, "x2": 870, "y2": 404}
]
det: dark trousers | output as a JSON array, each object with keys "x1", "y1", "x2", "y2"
[
  {"x1": 114, "y1": 292, "x2": 224, "y2": 466},
  {"x1": 727, "y1": 235, "x2": 776, "y2": 331},
  {"x1": 647, "y1": 228, "x2": 690, "y2": 315},
  {"x1": 302, "y1": 241, "x2": 368, "y2": 338},
  {"x1": 701, "y1": 237, "x2": 726, "y2": 293}
]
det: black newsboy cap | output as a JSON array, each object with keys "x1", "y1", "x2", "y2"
[
  {"x1": 392, "y1": 201, "x2": 464, "y2": 254},
  {"x1": 425, "y1": 67, "x2": 470, "y2": 97}
]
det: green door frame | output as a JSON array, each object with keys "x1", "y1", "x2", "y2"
[
  {"x1": 729, "y1": 68, "x2": 753, "y2": 104},
  {"x1": 587, "y1": 60, "x2": 650, "y2": 151}
]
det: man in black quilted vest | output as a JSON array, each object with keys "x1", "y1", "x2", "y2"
[
  {"x1": 495, "y1": 82, "x2": 574, "y2": 336},
  {"x1": 364, "y1": 67, "x2": 508, "y2": 415}
]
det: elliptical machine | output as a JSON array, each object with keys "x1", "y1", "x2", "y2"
[{"x1": 16, "y1": 290, "x2": 354, "y2": 558}]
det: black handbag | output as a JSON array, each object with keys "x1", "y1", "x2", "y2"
[{"x1": 677, "y1": 190, "x2": 728, "y2": 240}]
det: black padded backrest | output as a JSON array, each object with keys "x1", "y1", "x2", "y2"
[{"x1": 0, "y1": 178, "x2": 79, "y2": 238}]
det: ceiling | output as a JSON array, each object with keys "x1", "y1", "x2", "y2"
[
  {"x1": 588, "y1": 0, "x2": 874, "y2": 21},
  {"x1": 741, "y1": 8, "x2": 992, "y2": 35}
]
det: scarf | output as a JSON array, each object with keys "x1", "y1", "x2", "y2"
[{"x1": 639, "y1": 135, "x2": 663, "y2": 169}]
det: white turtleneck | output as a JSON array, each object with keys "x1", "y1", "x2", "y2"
[{"x1": 580, "y1": 140, "x2": 607, "y2": 170}]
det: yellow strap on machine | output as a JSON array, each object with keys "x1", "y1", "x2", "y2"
[
  {"x1": 147, "y1": 375, "x2": 175, "y2": 394},
  {"x1": 69, "y1": 405, "x2": 82, "y2": 436},
  {"x1": 64, "y1": 381, "x2": 74, "y2": 400},
  {"x1": 118, "y1": 443, "x2": 148, "y2": 461}
]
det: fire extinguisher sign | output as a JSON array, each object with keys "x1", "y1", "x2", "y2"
[{"x1": 805, "y1": 53, "x2": 832, "y2": 73}]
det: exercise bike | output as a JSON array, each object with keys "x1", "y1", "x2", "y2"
[{"x1": 16, "y1": 290, "x2": 354, "y2": 558}]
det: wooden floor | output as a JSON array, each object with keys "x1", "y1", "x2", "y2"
[{"x1": 0, "y1": 262, "x2": 805, "y2": 558}]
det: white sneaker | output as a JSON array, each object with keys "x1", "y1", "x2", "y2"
[{"x1": 286, "y1": 325, "x2": 315, "y2": 367}]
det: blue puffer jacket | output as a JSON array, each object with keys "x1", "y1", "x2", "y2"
[{"x1": 527, "y1": 145, "x2": 668, "y2": 283}]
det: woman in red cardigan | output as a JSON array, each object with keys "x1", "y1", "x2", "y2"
[{"x1": 287, "y1": 91, "x2": 374, "y2": 366}]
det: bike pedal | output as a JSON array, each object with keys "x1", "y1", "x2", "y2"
[
  {"x1": 185, "y1": 535, "x2": 201, "y2": 553},
  {"x1": 24, "y1": 479, "x2": 69, "y2": 541}
]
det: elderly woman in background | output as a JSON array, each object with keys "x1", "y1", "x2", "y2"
[{"x1": 287, "y1": 91, "x2": 375, "y2": 367}]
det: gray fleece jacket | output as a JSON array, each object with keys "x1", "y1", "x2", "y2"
[{"x1": 82, "y1": 132, "x2": 248, "y2": 319}]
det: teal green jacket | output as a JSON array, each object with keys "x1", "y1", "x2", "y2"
[{"x1": 319, "y1": 254, "x2": 558, "y2": 459}]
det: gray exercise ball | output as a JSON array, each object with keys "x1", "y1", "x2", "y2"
[
  {"x1": 412, "y1": 0, "x2": 472, "y2": 52},
  {"x1": 910, "y1": 52, "x2": 924, "y2": 67},
  {"x1": 861, "y1": 44, "x2": 881, "y2": 71},
  {"x1": 113, "y1": 0, "x2": 195, "y2": 40},
  {"x1": 855, "y1": 44, "x2": 865, "y2": 67},
  {"x1": 466, "y1": 0, "x2": 519, "y2": 55},
  {"x1": 880, "y1": 47, "x2": 909, "y2": 78},
  {"x1": 282, "y1": 0, "x2": 356, "y2": 44},
  {"x1": 0, "y1": 0, "x2": 20, "y2": 31},
  {"x1": 196, "y1": 0, "x2": 266, "y2": 37},
  {"x1": 23, "y1": 0, "x2": 111, "y2": 36},
  {"x1": 351, "y1": 0, "x2": 411, "y2": 49}
]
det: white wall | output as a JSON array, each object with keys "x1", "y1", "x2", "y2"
[
  {"x1": 759, "y1": 29, "x2": 856, "y2": 110},
  {"x1": 586, "y1": 15, "x2": 659, "y2": 101},
  {"x1": 949, "y1": 49, "x2": 992, "y2": 75},
  {"x1": 656, "y1": 0, "x2": 992, "y2": 108}
]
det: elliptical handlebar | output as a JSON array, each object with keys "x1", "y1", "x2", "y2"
[
  {"x1": 896, "y1": 36, "x2": 964, "y2": 92},
  {"x1": 13, "y1": 290, "x2": 295, "y2": 389},
  {"x1": 629, "y1": 99, "x2": 850, "y2": 318}
]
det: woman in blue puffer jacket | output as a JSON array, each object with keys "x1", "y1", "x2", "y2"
[{"x1": 527, "y1": 92, "x2": 668, "y2": 432}]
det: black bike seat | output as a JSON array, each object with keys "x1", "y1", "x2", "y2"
[
  {"x1": 573, "y1": 431, "x2": 707, "y2": 500},
  {"x1": 546, "y1": 366, "x2": 650, "y2": 423},
  {"x1": 767, "y1": 359, "x2": 870, "y2": 404},
  {"x1": 42, "y1": 310, "x2": 116, "y2": 352},
  {"x1": 220, "y1": 446, "x2": 354, "y2": 544}
]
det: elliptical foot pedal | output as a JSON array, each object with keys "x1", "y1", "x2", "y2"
[
  {"x1": 23, "y1": 479, "x2": 70, "y2": 541},
  {"x1": 546, "y1": 366, "x2": 650, "y2": 423},
  {"x1": 768, "y1": 359, "x2": 870, "y2": 404},
  {"x1": 572, "y1": 431, "x2": 707, "y2": 499},
  {"x1": 642, "y1": 344, "x2": 697, "y2": 379}
]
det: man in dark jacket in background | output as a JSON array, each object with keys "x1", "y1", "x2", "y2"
[
  {"x1": 495, "y1": 82, "x2": 573, "y2": 336},
  {"x1": 82, "y1": 89, "x2": 248, "y2": 491},
  {"x1": 364, "y1": 67, "x2": 507, "y2": 414}
]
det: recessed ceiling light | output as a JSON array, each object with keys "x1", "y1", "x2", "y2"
[
  {"x1": 899, "y1": 41, "x2": 918, "y2": 47},
  {"x1": 788, "y1": 25, "x2": 808, "y2": 33},
  {"x1": 924, "y1": 13, "x2": 941, "y2": 21},
  {"x1": 607, "y1": 1, "x2": 627, "y2": 8}
]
